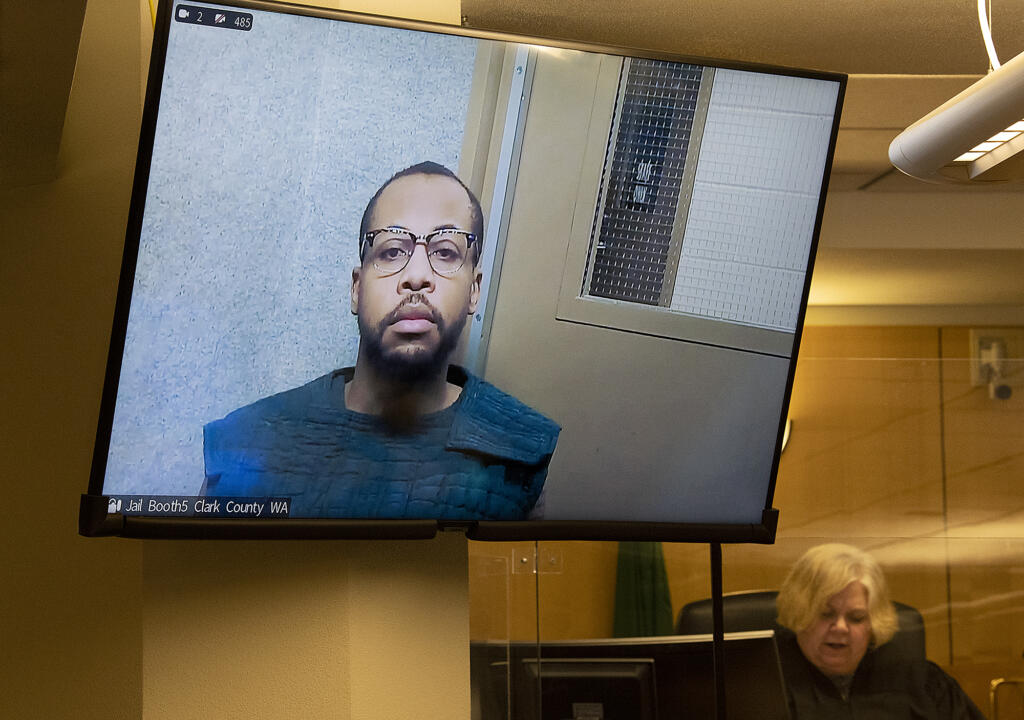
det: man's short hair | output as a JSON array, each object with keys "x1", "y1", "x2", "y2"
[
  {"x1": 359, "y1": 161, "x2": 484, "y2": 266},
  {"x1": 776, "y1": 543, "x2": 899, "y2": 646}
]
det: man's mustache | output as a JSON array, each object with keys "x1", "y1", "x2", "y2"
[{"x1": 384, "y1": 294, "x2": 439, "y2": 325}]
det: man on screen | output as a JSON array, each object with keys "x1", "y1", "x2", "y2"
[{"x1": 202, "y1": 161, "x2": 559, "y2": 519}]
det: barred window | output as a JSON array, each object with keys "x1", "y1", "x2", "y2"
[
  {"x1": 559, "y1": 60, "x2": 840, "y2": 353},
  {"x1": 583, "y1": 59, "x2": 711, "y2": 306}
]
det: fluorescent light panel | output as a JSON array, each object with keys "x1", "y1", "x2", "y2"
[
  {"x1": 954, "y1": 120, "x2": 1024, "y2": 162},
  {"x1": 988, "y1": 131, "x2": 1020, "y2": 142}
]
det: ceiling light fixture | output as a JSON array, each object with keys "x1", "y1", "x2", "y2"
[{"x1": 889, "y1": 1, "x2": 1024, "y2": 183}]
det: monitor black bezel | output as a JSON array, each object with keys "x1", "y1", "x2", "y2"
[{"x1": 80, "y1": 0, "x2": 846, "y2": 542}]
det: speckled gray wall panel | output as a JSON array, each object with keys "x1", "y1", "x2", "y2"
[{"x1": 104, "y1": 8, "x2": 478, "y2": 494}]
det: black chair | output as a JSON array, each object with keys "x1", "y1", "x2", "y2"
[{"x1": 676, "y1": 590, "x2": 926, "y2": 661}]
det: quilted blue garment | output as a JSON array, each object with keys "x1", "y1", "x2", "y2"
[{"x1": 202, "y1": 366, "x2": 559, "y2": 519}]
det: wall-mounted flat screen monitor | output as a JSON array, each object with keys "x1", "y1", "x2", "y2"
[{"x1": 80, "y1": 0, "x2": 845, "y2": 541}]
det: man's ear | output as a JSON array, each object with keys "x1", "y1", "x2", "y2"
[
  {"x1": 468, "y1": 268, "x2": 482, "y2": 315},
  {"x1": 351, "y1": 267, "x2": 361, "y2": 315}
]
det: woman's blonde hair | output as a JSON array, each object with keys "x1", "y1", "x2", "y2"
[{"x1": 776, "y1": 543, "x2": 899, "y2": 646}]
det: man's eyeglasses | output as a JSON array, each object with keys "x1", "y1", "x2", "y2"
[{"x1": 361, "y1": 227, "x2": 477, "y2": 276}]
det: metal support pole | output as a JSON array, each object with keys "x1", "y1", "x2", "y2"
[{"x1": 711, "y1": 542, "x2": 726, "y2": 720}]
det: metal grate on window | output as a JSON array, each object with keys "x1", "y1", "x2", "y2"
[{"x1": 584, "y1": 59, "x2": 707, "y2": 306}]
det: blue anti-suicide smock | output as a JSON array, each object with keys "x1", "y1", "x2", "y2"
[{"x1": 202, "y1": 366, "x2": 559, "y2": 520}]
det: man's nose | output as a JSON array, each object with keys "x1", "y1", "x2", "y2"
[{"x1": 399, "y1": 242, "x2": 435, "y2": 291}]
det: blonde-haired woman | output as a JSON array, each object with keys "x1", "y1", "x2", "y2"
[{"x1": 774, "y1": 544, "x2": 984, "y2": 719}]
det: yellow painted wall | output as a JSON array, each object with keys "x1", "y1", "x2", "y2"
[
  {"x1": 3, "y1": 1, "x2": 467, "y2": 719},
  {"x1": 143, "y1": 535, "x2": 469, "y2": 720},
  {"x1": 2, "y1": 0, "x2": 146, "y2": 717},
  {"x1": 305, "y1": 0, "x2": 461, "y2": 23}
]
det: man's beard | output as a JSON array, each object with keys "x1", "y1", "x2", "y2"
[{"x1": 358, "y1": 294, "x2": 467, "y2": 384}]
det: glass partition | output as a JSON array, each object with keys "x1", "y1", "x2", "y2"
[{"x1": 470, "y1": 326, "x2": 1024, "y2": 719}]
